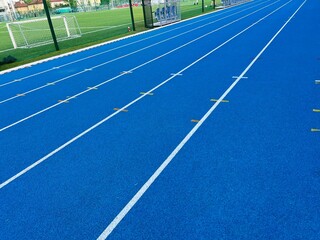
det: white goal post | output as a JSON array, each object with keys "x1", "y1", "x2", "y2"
[{"x1": 6, "y1": 15, "x2": 82, "y2": 49}]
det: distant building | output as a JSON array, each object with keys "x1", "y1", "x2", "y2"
[
  {"x1": 0, "y1": 0, "x2": 17, "y2": 21},
  {"x1": 51, "y1": 0, "x2": 69, "y2": 8},
  {"x1": 14, "y1": 0, "x2": 68, "y2": 14},
  {"x1": 9, "y1": 0, "x2": 103, "y2": 17},
  {"x1": 76, "y1": 0, "x2": 101, "y2": 9},
  {"x1": 14, "y1": 0, "x2": 42, "y2": 13}
]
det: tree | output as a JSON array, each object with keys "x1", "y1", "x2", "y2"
[
  {"x1": 46, "y1": 0, "x2": 52, "y2": 9},
  {"x1": 68, "y1": 0, "x2": 77, "y2": 8},
  {"x1": 100, "y1": 0, "x2": 110, "y2": 6}
]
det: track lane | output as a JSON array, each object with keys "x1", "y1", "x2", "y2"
[
  {"x1": 1, "y1": 0, "x2": 318, "y2": 239},
  {"x1": 0, "y1": 0, "x2": 294, "y2": 184}
]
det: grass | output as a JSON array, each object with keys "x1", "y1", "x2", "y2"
[
  {"x1": 0, "y1": 0, "x2": 221, "y2": 72},
  {"x1": 0, "y1": 23, "x2": 13, "y2": 51}
]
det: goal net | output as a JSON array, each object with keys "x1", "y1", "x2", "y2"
[{"x1": 6, "y1": 15, "x2": 81, "y2": 49}]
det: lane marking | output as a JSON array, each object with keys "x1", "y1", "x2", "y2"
[
  {"x1": 121, "y1": 71, "x2": 132, "y2": 74},
  {"x1": 113, "y1": 108, "x2": 128, "y2": 112},
  {"x1": 88, "y1": 87, "x2": 98, "y2": 90},
  {"x1": 16, "y1": 94, "x2": 25, "y2": 97},
  {"x1": 170, "y1": 73, "x2": 183, "y2": 76},
  {"x1": 0, "y1": 70, "x2": 87, "y2": 104},
  {"x1": 0, "y1": 0, "x2": 292, "y2": 190},
  {"x1": 0, "y1": 73, "x2": 127, "y2": 132},
  {"x1": 0, "y1": 0, "x2": 261, "y2": 83},
  {"x1": 97, "y1": 1, "x2": 305, "y2": 238},
  {"x1": 211, "y1": 98, "x2": 229, "y2": 103},
  {"x1": 0, "y1": 0, "x2": 280, "y2": 130},
  {"x1": 311, "y1": 128, "x2": 320, "y2": 132},
  {"x1": 140, "y1": 92, "x2": 154, "y2": 96},
  {"x1": 232, "y1": 76, "x2": 248, "y2": 79},
  {"x1": 58, "y1": 100, "x2": 69, "y2": 103},
  {"x1": 47, "y1": 82, "x2": 55, "y2": 86},
  {"x1": 0, "y1": 0, "x2": 273, "y2": 103}
]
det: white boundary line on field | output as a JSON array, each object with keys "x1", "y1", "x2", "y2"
[
  {"x1": 0, "y1": 1, "x2": 253, "y2": 76},
  {"x1": 0, "y1": 48, "x2": 15, "y2": 54},
  {"x1": 97, "y1": 0, "x2": 306, "y2": 238},
  {"x1": 0, "y1": 0, "x2": 280, "y2": 129},
  {"x1": 80, "y1": 20, "x2": 145, "y2": 34},
  {"x1": 0, "y1": 0, "x2": 294, "y2": 190}
]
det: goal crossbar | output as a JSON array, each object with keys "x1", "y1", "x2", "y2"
[{"x1": 6, "y1": 15, "x2": 81, "y2": 49}]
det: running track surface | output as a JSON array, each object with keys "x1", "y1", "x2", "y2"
[{"x1": 1, "y1": 0, "x2": 320, "y2": 239}]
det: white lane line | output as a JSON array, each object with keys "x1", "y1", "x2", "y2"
[
  {"x1": 0, "y1": 0, "x2": 294, "y2": 190},
  {"x1": 232, "y1": 75, "x2": 248, "y2": 79},
  {"x1": 0, "y1": 0, "x2": 279, "y2": 130},
  {"x1": 98, "y1": 0, "x2": 306, "y2": 237},
  {"x1": 0, "y1": 0, "x2": 262, "y2": 104},
  {"x1": 0, "y1": 0, "x2": 269, "y2": 103},
  {"x1": 0, "y1": 71, "x2": 86, "y2": 104},
  {"x1": 121, "y1": 71, "x2": 132, "y2": 74},
  {"x1": 97, "y1": 1, "x2": 306, "y2": 238},
  {"x1": 0, "y1": 73, "x2": 126, "y2": 132},
  {"x1": 0, "y1": 0, "x2": 263, "y2": 88},
  {"x1": 0, "y1": 0, "x2": 264, "y2": 89},
  {"x1": 170, "y1": 73, "x2": 183, "y2": 76}
]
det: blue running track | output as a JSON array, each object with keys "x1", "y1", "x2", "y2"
[{"x1": 1, "y1": 0, "x2": 320, "y2": 239}]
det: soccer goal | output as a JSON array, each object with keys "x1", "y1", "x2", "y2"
[{"x1": 6, "y1": 15, "x2": 81, "y2": 49}]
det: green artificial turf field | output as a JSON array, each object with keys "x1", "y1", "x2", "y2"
[{"x1": 0, "y1": 0, "x2": 221, "y2": 71}]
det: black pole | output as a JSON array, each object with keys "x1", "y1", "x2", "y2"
[
  {"x1": 213, "y1": 0, "x2": 216, "y2": 9},
  {"x1": 202, "y1": 0, "x2": 204, "y2": 12},
  {"x1": 141, "y1": 0, "x2": 147, "y2": 28},
  {"x1": 42, "y1": 0, "x2": 59, "y2": 51},
  {"x1": 128, "y1": 0, "x2": 136, "y2": 31}
]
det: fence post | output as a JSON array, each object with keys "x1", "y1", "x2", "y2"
[
  {"x1": 128, "y1": 0, "x2": 136, "y2": 31},
  {"x1": 42, "y1": 0, "x2": 59, "y2": 51}
]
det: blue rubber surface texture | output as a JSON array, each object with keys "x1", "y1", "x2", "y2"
[{"x1": 0, "y1": 0, "x2": 319, "y2": 239}]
